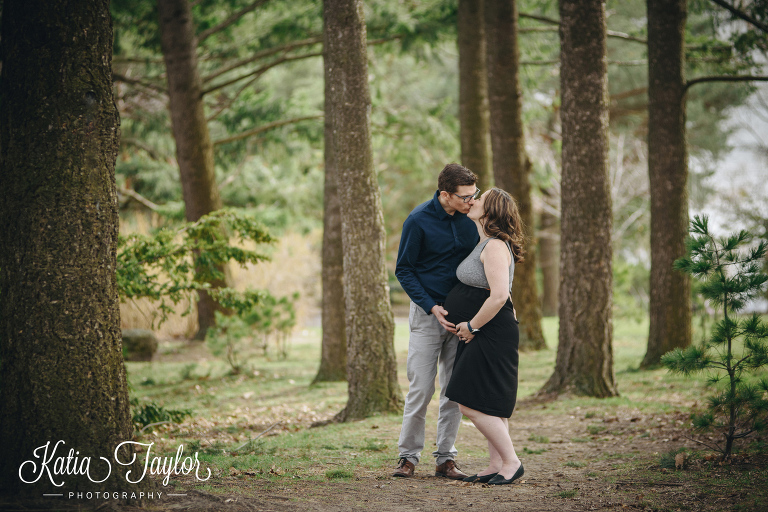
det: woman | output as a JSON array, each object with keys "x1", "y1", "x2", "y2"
[{"x1": 443, "y1": 187, "x2": 525, "y2": 485}]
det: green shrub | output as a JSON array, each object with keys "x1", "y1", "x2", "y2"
[
  {"x1": 130, "y1": 398, "x2": 193, "y2": 432},
  {"x1": 117, "y1": 208, "x2": 274, "y2": 328},
  {"x1": 206, "y1": 291, "x2": 298, "y2": 373}
]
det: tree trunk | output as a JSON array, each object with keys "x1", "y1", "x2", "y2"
[
  {"x1": 485, "y1": 0, "x2": 546, "y2": 351},
  {"x1": 313, "y1": 65, "x2": 347, "y2": 383},
  {"x1": 540, "y1": 0, "x2": 618, "y2": 397},
  {"x1": 0, "y1": 0, "x2": 145, "y2": 495},
  {"x1": 158, "y1": 0, "x2": 227, "y2": 340},
  {"x1": 458, "y1": 0, "x2": 492, "y2": 190},
  {"x1": 539, "y1": 201, "x2": 560, "y2": 317},
  {"x1": 323, "y1": 0, "x2": 403, "y2": 419},
  {"x1": 641, "y1": 0, "x2": 691, "y2": 368}
]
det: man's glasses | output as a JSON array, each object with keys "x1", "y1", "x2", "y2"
[{"x1": 452, "y1": 188, "x2": 481, "y2": 203}]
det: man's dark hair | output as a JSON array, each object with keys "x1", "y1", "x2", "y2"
[{"x1": 437, "y1": 163, "x2": 478, "y2": 194}]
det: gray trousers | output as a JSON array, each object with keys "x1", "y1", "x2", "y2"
[{"x1": 397, "y1": 302, "x2": 462, "y2": 466}]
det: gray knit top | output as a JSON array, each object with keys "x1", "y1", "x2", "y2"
[{"x1": 456, "y1": 238, "x2": 515, "y2": 289}]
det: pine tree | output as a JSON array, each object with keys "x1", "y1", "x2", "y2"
[{"x1": 663, "y1": 216, "x2": 768, "y2": 460}]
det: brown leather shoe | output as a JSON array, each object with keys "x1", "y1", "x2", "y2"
[
  {"x1": 393, "y1": 457, "x2": 415, "y2": 477},
  {"x1": 435, "y1": 460, "x2": 468, "y2": 480}
]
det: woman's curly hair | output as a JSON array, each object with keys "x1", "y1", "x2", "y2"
[{"x1": 480, "y1": 188, "x2": 526, "y2": 263}]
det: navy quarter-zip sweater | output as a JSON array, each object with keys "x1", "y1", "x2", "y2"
[{"x1": 395, "y1": 191, "x2": 479, "y2": 314}]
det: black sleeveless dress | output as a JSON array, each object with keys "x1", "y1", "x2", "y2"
[{"x1": 444, "y1": 239, "x2": 519, "y2": 418}]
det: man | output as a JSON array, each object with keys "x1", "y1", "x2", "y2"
[{"x1": 392, "y1": 163, "x2": 480, "y2": 479}]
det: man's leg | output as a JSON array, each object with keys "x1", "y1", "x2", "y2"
[
  {"x1": 396, "y1": 302, "x2": 445, "y2": 471},
  {"x1": 433, "y1": 331, "x2": 461, "y2": 465}
]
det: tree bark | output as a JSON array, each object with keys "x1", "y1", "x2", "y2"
[
  {"x1": 539, "y1": 199, "x2": 560, "y2": 317},
  {"x1": 540, "y1": 0, "x2": 618, "y2": 397},
  {"x1": 158, "y1": 0, "x2": 227, "y2": 340},
  {"x1": 641, "y1": 0, "x2": 691, "y2": 368},
  {"x1": 485, "y1": 0, "x2": 546, "y2": 351},
  {"x1": 313, "y1": 61, "x2": 347, "y2": 383},
  {"x1": 324, "y1": 0, "x2": 403, "y2": 419},
  {"x1": 458, "y1": 0, "x2": 492, "y2": 190},
  {"x1": 0, "y1": 0, "x2": 145, "y2": 495}
]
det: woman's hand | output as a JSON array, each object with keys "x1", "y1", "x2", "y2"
[{"x1": 456, "y1": 322, "x2": 475, "y2": 343}]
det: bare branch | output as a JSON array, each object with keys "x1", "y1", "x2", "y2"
[
  {"x1": 613, "y1": 205, "x2": 648, "y2": 242},
  {"x1": 518, "y1": 26, "x2": 558, "y2": 33},
  {"x1": 121, "y1": 138, "x2": 164, "y2": 161},
  {"x1": 683, "y1": 434, "x2": 722, "y2": 453},
  {"x1": 519, "y1": 13, "x2": 559, "y2": 25},
  {"x1": 520, "y1": 60, "x2": 560, "y2": 66},
  {"x1": 202, "y1": 36, "x2": 322, "y2": 84},
  {"x1": 212, "y1": 115, "x2": 323, "y2": 146},
  {"x1": 114, "y1": 56, "x2": 165, "y2": 65},
  {"x1": 611, "y1": 87, "x2": 648, "y2": 101},
  {"x1": 606, "y1": 30, "x2": 648, "y2": 44},
  {"x1": 202, "y1": 51, "x2": 322, "y2": 96},
  {"x1": 206, "y1": 74, "x2": 262, "y2": 123},
  {"x1": 201, "y1": 33, "x2": 400, "y2": 97},
  {"x1": 709, "y1": 0, "x2": 768, "y2": 33},
  {"x1": 139, "y1": 421, "x2": 176, "y2": 434},
  {"x1": 118, "y1": 187, "x2": 161, "y2": 212},
  {"x1": 367, "y1": 34, "x2": 404, "y2": 46},
  {"x1": 520, "y1": 59, "x2": 646, "y2": 67},
  {"x1": 112, "y1": 72, "x2": 167, "y2": 94},
  {"x1": 733, "y1": 429, "x2": 756, "y2": 439},
  {"x1": 686, "y1": 75, "x2": 768, "y2": 92},
  {"x1": 197, "y1": 0, "x2": 271, "y2": 44},
  {"x1": 232, "y1": 422, "x2": 282, "y2": 452},
  {"x1": 519, "y1": 12, "x2": 647, "y2": 44},
  {"x1": 608, "y1": 60, "x2": 646, "y2": 66}
]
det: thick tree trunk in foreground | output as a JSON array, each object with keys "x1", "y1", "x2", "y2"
[
  {"x1": 314, "y1": 69, "x2": 347, "y2": 383},
  {"x1": 485, "y1": 0, "x2": 546, "y2": 351},
  {"x1": 641, "y1": 0, "x2": 691, "y2": 368},
  {"x1": 0, "y1": 0, "x2": 144, "y2": 495},
  {"x1": 458, "y1": 0, "x2": 492, "y2": 190},
  {"x1": 158, "y1": 0, "x2": 226, "y2": 340},
  {"x1": 324, "y1": 0, "x2": 403, "y2": 419},
  {"x1": 541, "y1": 0, "x2": 618, "y2": 397}
]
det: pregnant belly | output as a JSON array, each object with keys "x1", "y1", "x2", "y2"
[{"x1": 443, "y1": 282, "x2": 489, "y2": 325}]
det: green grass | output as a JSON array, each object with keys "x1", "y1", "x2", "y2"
[
  {"x1": 123, "y1": 316, "x2": 727, "y2": 484},
  {"x1": 325, "y1": 469, "x2": 354, "y2": 479}
]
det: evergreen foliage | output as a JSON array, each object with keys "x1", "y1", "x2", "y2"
[
  {"x1": 662, "y1": 215, "x2": 768, "y2": 459},
  {"x1": 117, "y1": 208, "x2": 279, "y2": 327}
]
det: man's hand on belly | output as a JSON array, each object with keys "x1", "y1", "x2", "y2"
[{"x1": 431, "y1": 304, "x2": 457, "y2": 334}]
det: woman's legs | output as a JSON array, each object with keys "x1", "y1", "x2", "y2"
[
  {"x1": 482, "y1": 417, "x2": 510, "y2": 474},
  {"x1": 460, "y1": 405, "x2": 520, "y2": 479}
]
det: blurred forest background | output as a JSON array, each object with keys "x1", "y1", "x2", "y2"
[
  {"x1": 3, "y1": 0, "x2": 768, "y2": 499},
  {"x1": 112, "y1": 0, "x2": 767, "y2": 341}
]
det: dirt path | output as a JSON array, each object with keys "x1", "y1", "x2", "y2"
[
  {"x1": 6, "y1": 402, "x2": 762, "y2": 511},
  {"x1": 128, "y1": 402, "x2": 761, "y2": 512}
]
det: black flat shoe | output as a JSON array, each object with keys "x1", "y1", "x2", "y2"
[
  {"x1": 488, "y1": 463, "x2": 524, "y2": 485},
  {"x1": 463, "y1": 472, "x2": 498, "y2": 483}
]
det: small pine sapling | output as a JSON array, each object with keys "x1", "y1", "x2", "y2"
[{"x1": 662, "y1": 215, "x2": 768, "y2": 460}]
